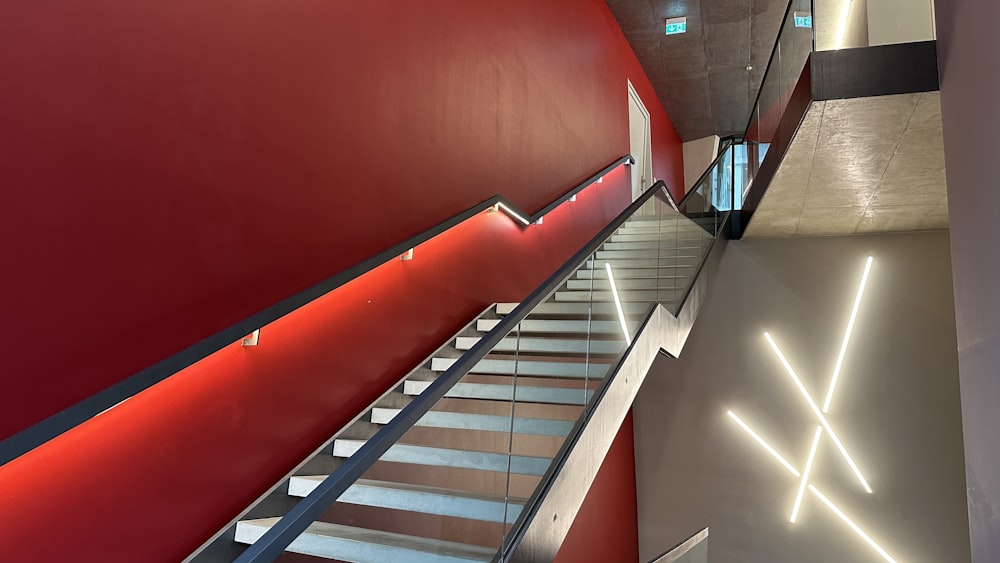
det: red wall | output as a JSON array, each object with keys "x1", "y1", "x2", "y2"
[
  {"x1": 555, "y1": 412, "x2": 640, "y2": 563},
  {"x1": 0, "y1": 0, "x2": 681, "y2": 560}
]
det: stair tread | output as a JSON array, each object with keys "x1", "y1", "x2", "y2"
[
  {"x1": 372, "y1": 407, "x2": 574, "y2": 436},
  {"x1": 404, "y1": 380, "x2": 594, "y2": 405},
  {"x1": 290, "y1": 477, "x2": 528, "y2": 506},
  {"x1": 236, "y1": 518, "x2": 495, "y2": 562},
  {"x1": 430, "y1": 356, "x2": 610, "y2": 378},
  {"x1": 333, "y1": 439, "x2": 551, "y2": 475}
]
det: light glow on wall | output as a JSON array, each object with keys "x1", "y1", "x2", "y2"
[
  {"x1": 727, "y1": 410, "x2": 898, "y2": 563},
  {"x1": 764, "y1": 332, "x2": 872, "y2": 493},
  {"x1": 727, "y1": 257, "x2": 897, "y2": 561}
]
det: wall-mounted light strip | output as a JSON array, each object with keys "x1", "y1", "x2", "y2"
[
  {"x1": 763, "y1": 332, "x2": 872, "y2": 493},
  {"x1": 604, "y1": 263, "x2": 632, "y2": 346},
  {"x1": 727, "y1": 411, "x2": 898, "y2": 563},
  {"x1": 241, "y1": 329, "x2": 260, "y2": 347},
  {"x1": 494, "y1": 202, "x2": 531, "y2": 226},
  {"x1": 790, "y1": 426, "x2": 823, "y2": 523},
  {"x1": 726, "y1": 411, "x2": 800, "y2": 477},
  {"x1": 823, "y1": 256, "x2": 873, "y2": 413},
  {"x1": 807, "y1": 485, "x2": 898, "y2": 563}
]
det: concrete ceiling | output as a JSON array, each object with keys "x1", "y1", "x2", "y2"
[
  {"x1": 745, "y1": 92, "x2": 948, "y2": 237},
  {"x1": 606, "y1": 0, "x2": 790, "y2": 141}
]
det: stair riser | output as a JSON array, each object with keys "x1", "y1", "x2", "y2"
[
  {"x1": 288, "y1": 478, "x2": 524, "y2": 524},
  {"x1": 455, "y1": 336, "x2": 624, "y2": 355},
  {"x1": 372, "y1": 408, "x2": 573, "y2": 437}
]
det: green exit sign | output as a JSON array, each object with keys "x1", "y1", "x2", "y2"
[
  {"x1": 665, "y1": 17, "x2": 687, "y2": 35},
  {"x1": 793, "y1": 12, "x2": 813, "y2": 28}
]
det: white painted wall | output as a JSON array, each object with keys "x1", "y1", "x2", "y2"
[
  {"x1": 936, "y1": 0, "x2": 1000, "y2": 559},
  {"x1": 867, "y1": 0, "x2": 936, "y2": 46},
  {"x1": 682, "y1": 135, "x2": 719, "y2": 191}
]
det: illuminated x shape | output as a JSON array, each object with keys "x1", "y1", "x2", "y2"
[{"x1": 728, "y1": 257, "x2": 899, "y2": 562}]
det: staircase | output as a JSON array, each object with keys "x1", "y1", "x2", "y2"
[{"x1": 232, "y1": 212, "x2": 715, "y2": 562}]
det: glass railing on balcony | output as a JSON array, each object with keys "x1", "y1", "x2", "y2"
[
  {"x1": 230, "y1": 154, "x2": 735, "y2": 562},
  {"x1": 745, "y1": 0, "x2": 814, "y2": 170}
]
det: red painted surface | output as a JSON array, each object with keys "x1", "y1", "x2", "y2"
[
  {"x1": 554, "y1": 412, "x2": 640, "y2": 563},
  {"x1": 0, "y1": 0, "x2": 679, "y2": 559}
]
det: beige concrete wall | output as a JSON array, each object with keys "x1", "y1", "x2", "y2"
[
  {"x1": 682, "y1": 136, "x2": 720, "y2": 192},
  {"x1": 868, "y1": 0, "x2": 935, "y2": 46}
]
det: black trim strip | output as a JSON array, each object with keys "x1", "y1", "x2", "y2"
[
  {"x1": 0, "y1": 154, "x2": 634, "y2": 467},
  {"x1": 742, "y1": 0, "x2": 799, "y2": 138}
]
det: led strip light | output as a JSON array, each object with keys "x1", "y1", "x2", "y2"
[
  {"x1": 727, "y1": 257, "x2": 896, "y2": 561},
  {"x1": 727, "y1": 411, "x2": 898, "y2": 563}
]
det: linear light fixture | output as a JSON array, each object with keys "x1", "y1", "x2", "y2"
[
  {"x1": 241, "y1": 329, "x2": 260, "y2": 347},
  {"x1": 726, "y1": 410, "x2": 800, "y2": 477},
  {"x1": 791, "y1": 426, "x2": 823, "y2": 523},
  {"x1": 727, "y1": 411, "x2": 898, "y2": 563},
  {"x1": 764, "y1": 332, "x2": 872, "y2": 494},
  {"x1": 605, "y1": 262, "x2": 632, "y2": 346},
  {"x1": 494, "y1": 202, "x2": 531, "y2": 226},
  {"x1": 824, "y1": 256, "x2": 873, "y2": 412}
]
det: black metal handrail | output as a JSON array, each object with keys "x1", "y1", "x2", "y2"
[{"x1": 0, "y1": 154, "x2": 634, "y2": 467}]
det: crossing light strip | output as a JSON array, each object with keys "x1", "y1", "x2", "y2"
[
  {"x1": 790, "y1": 425, "x2": 823, "y2": 523},
  {"x1": 764, "y1": 332, "x2": 873, "y2": 493},
  {"x1": 726, "y1": 411, "x2": 898, "y2": 563},
  {"x1": 825, "y1": 255, "x2": 874, "y2": 413}
]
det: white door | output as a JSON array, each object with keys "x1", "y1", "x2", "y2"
[{"x1": 627, "y1": 81, "x2": 653, "y2": 200}]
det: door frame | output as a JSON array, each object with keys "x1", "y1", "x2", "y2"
[{"x1": 627, "y1": 80, "x2": 653, "y2": 200}]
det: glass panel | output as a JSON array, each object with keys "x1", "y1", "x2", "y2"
[{"x1": 254, "y1": 172, "x2": 734, "y2": 562}]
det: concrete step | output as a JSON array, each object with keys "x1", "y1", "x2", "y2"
[
  {"x1": 494, "y1": 301, "x2": 650, "y2": 317},
  {"x1": 455, "y1": 335, "x2": 625, "y2": 355},
  {"x1": 601, "y1": 241, "x2": 706, "y2": 251},
  {"x1": 404, "y1": 380, "x2": 594, "y2": 405},
  {"x1": 565, "y1": 278, "x2": 684, "y2": 291},
  {"x1": 333, "y1": 440, "x2": 551, "y2": 476},
  {"x1": 610, "y1": 233, "x2": 708, "y2": 243},
  {"x1": 235, "y1": 518, "x2": 495, "y2": 562},
  {"x1": 288, "y1": 477, "x2": 525, "y2": 524},
  {"x1": 594, "y1": 250, "x2": 702, "y2": 260},
  {"x1": 372, "y1": 407, "x2": 574, "y2": 437},
  {"x1": 553, "y1": 289, "x2": 678, "y2": 303},
  {"x1": 615, "y1": 225, "x2": 707, "y2": 234},
  {"x1": 430, "y1": 356, "x2": 610, "y2": 379},
  {"x1": 476, "y1": 318, "x2": 637, "y2": 335},
  {"x1": 586, "y1": 259, "x2": 699, "y2": 270}
]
